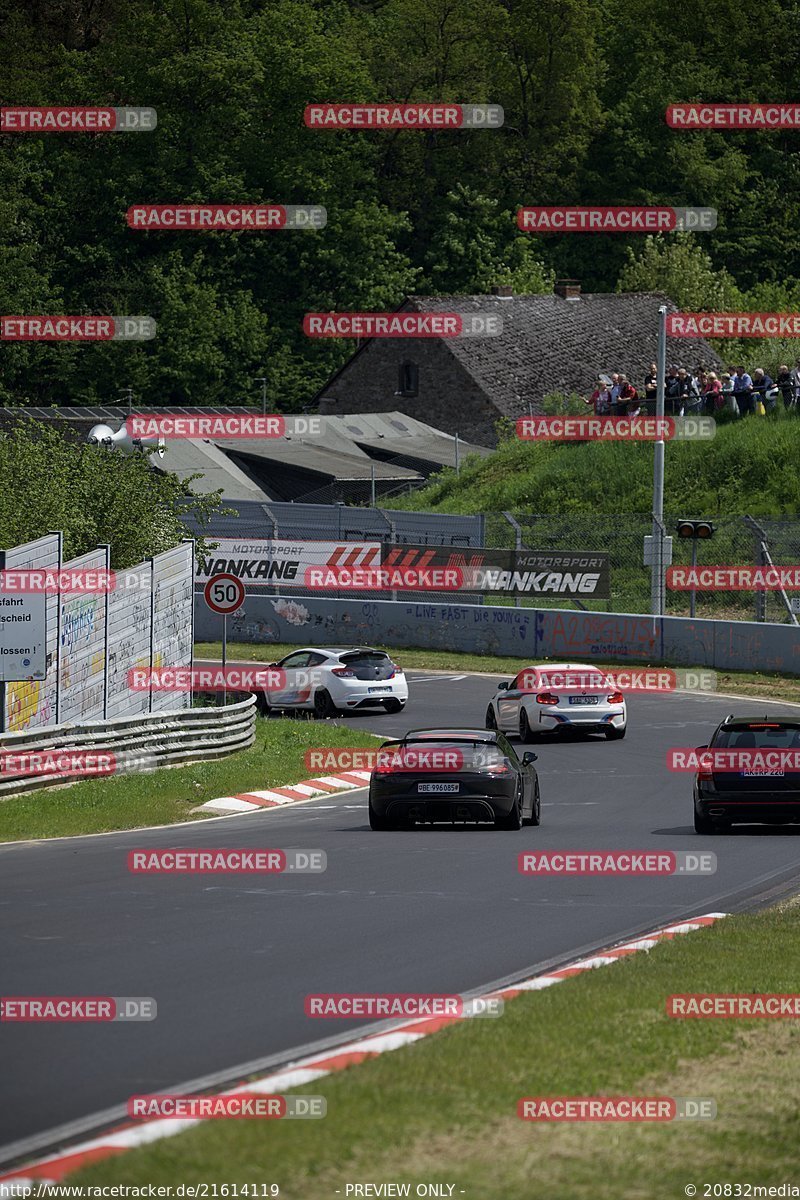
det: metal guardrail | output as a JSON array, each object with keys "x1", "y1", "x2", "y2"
[{"x1": 0, "y1": 693, "x2": 257, "y2": 798}]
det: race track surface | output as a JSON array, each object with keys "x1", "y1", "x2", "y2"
[{"x1": 3, "y1": 669, "x2": 800, "y2": 1160}]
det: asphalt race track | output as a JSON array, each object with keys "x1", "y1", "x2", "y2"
[{"x1": 3, "y1": 668, "x2": 800, "y2": 1162}]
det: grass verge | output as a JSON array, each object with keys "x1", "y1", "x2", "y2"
[
  {"x1": 71, "y1": 900, "x2": 800, "y2": 1198},
  {"x1": 0, "y1": 718, "x2": 380, "y2": 843},
  {"x1": 195, "y1": 641, "x2": 800, "y2": 705}
]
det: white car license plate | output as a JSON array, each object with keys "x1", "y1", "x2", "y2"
[
  {"x1": 368, "y1": 686, "x2": 390, "y2": 693},
  {"x1": 417, "y1": 782, "x2": 460, "y2": 793},
  {"x1": 569, "y1": 696, "x2": 599, "y2": 705}
]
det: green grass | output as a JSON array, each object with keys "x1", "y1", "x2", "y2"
[
  {"x1": 0, "y1": 718, "x2": 381, "y2": 843},
  {"x1": 389, "y1": 412, "x2": 800, "y2": 516},
  {"x1": 195, "y1": 641, "x2": 800, "y2": 704},
  {"x1": 71, "y1": 900, "x2": 800, "y2": 1198}
]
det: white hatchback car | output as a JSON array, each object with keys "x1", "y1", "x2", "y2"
[
  {"x1": 485, "y1": 661, "x2": 627, "y2": 741},
  {"x1": 257, "y1": 646, "x2": 408, "y2": 718}
]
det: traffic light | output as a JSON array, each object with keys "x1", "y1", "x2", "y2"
[{"x1": 676, "y1": 520, "x2": 715, "y2": 539}]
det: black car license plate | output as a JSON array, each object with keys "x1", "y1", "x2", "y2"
[{"x1": 417, "y1": 782, "x2": 460, "y2": 793}]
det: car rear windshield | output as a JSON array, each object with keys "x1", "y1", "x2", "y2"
[
  {"x1": 713, "y1": 724, "x2": 800, "y2": 749},
  {"x1": 388, "y1": 741, "x2": 506, "y2": 769},
  {"x1": 340, "y1": 651, "x2": 394, "y2": 679}
]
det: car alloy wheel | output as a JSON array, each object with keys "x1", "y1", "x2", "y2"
[{"x1": 313, "y1": 688, "x2": 338, "y2": 718}]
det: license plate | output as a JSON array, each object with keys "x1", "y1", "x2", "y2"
[
  {"x1": 741, "y1": 770, "x2": 784, "y2": 777},
  {"x1": 417, "y1": 782, "x2": 460, "y2": 793},
  {"x1": 569, "y1": 696, "x2": 599, "y2": 705},
  {"x1": 368, "y1": 686, "x2": 390, "y2": 693}
]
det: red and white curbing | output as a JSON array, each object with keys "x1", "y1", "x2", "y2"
[
  {"x1": 0, "y1": 912, "x2": 727, "y2": 1190},
  {"x1": 200, "y1": 770, "x2": 373, "y2": 813}
]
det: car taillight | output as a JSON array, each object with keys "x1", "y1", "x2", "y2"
[
  {"x1": 607, "y1": 691, "x2": 624, "y2": 704},
  {"x1": 485, "y1": 763, "x2": 511, "y2": 775},
  {"x1": 391, "y1": 662, "x2": 403, "y2": 674},
  {"x1": 536, "y1": 692, "x2": 559, "y2": 706},
  {"x1": 331, "y1": 667, "x2": 355, "y2": 678},
  {"x1": 697, "y1": 756, "x2": 714, "y2": 781}
]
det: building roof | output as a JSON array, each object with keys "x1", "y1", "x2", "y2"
[
  {"x1": 403, "y1": 291, "x2": 724, "y2": 417},
  {"x1": 312, "y1": 291, "x2": 726, "y2": 418},
  {"x1": 326, "y1": 411, "x2": 491, "y2": 469},
  {"x1": 147, "y1": 438, "x2": 276, "y2": 502}
]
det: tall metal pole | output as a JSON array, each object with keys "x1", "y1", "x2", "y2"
[
  {"x1": 254, "y1": 377, "x2": 267, "y2": 415},
  {"x1": 454, "y1": 433, "x2": 460, "y2": 475},
  {"x1": 222, "y1": 613, "x2": 227, "y2": 707},
  {"x1": 651, "y1": 306, "x2": 668, "y2": 615}
]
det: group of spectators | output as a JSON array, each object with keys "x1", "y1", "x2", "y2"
[{"x1": 586, "y1": 359, "x2": 800, "y2": 418}]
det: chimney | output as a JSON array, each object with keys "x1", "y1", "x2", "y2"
[
  {"x1": 554, "y1": 279, "x2": 581, "y2": 300},
  {"x1": 318, "y1": 396, "x2": 338, "y2": 414},
  {"x1": 491, "y1": 285, "x2": 514, "y2": 298}
]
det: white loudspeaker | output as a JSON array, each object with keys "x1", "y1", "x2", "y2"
[{"x1": 87, "y1": 423, "x2": 166, "y2": 459}]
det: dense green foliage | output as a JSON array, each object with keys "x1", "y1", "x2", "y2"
[
  {"x1": 0, "y1": 419, "x2": 224, "y2": 566},
  {"x1": 1, "y1": 0, "x2": 799, "y2": 409}
]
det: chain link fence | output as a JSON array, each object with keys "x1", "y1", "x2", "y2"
[
  {"x1": 184, "y1": 500, "x2": 800, "y2": 622},
  {"x1": 487, "y1": 512, "x2": 800, "y2": 622}
]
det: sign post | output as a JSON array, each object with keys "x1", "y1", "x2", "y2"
[{"x1": 203, "y1": 574, "x2": 246, "y2": 706}]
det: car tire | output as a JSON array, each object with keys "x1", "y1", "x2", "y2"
[
  {"x1": 605, "y1": 725, "x2": 626, "y2": 740},
  {"x1": 496, "y1": 786, "x2": 523, "y2": 830},
  {"x1": 313, "y1": 688, "x2": 339, "y2": 719},
  {"x1": 693, "y1": 807, "x2": 717, "y2": 835},
  {"x1": 485, "y1": 704, "x2": 497, "y2": 730},
  {"x1": 255, "y1": 692, "x2": 271, "y2": 717},
  {"x1": 519, "y1": 708, "x2": 536, "y2": 743},
  {"x1": 528, "y1": 781, "x2": 541, "y2": 826},
  {"x1": 383, "y1": 698, "x2": 403, "y2": 714},
  {"x1": 368, "y1": 802, "x2": 393, "y2": 831}
]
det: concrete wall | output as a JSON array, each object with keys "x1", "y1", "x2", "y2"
[{"x1": 195, "y1": 593, "x2": 800, "y2": 677}]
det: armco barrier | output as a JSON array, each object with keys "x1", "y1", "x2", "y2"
[
  {"x1": 194, "y1": 594, "x2": 800, "y2": 678},
  {"x1": 0, "y1": 694, "x2": 256, "y2": 798}
]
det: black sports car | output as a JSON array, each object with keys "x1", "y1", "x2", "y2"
[
  {"x1": 693, "y1": 714, "x2": 800, "y2": 833},
  {"x1": 368, "y1": 727, "x2": 540, "y2": 831}
]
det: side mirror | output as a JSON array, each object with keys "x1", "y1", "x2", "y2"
[
  {"x1": 695, "y1": 744, "x2": 709, "y2": 751},
  {"x1": 522, "y1": 752, "x2": 538, "y2": 765},
  {"x1": 497, "y1": 681, "x2": 508, "y2": 691}
]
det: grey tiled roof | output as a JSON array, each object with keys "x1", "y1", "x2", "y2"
[{"x1": 404, "y1": 292, "x2": 725, "y2": 416}]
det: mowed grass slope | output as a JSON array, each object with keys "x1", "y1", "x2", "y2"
[
  {"x1": 71, "y1": 901, "x2": 800, "y2": 1198},
  {"x1": 392, "y1": 414, "x2": 800, "y2": 516}
]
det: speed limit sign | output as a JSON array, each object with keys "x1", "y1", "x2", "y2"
[{"x1": 204, "y1": 573, "x2": 245, "y2": 615}]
